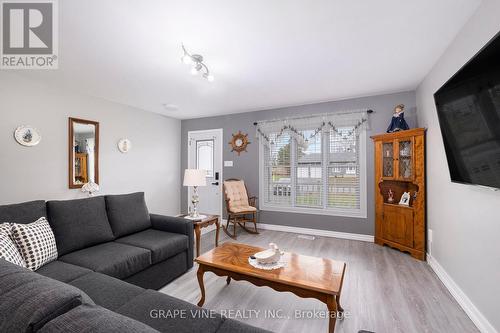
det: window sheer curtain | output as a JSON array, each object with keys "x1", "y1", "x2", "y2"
[{"x1": 256, "y1": 110, "x2": 369, "y2": 216}]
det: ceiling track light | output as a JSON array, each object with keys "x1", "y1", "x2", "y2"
[{"x1": 181, "y1": 44, "x2": 214, "y2": 82}]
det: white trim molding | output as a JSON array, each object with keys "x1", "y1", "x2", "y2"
[
  {"x1": 427, "y1": 254, "x2": 498, "y2": 333},
  {"x1": 258, "y1": 223, "x2": 374, "y2": 242}
]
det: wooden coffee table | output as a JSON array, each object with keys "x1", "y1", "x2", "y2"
[
  {"x1": 178, "y1": 214, "x2": 220, "y2": 258},
  {"x1": 195, "y1": 242, "x2": 346, "y2": 333}
]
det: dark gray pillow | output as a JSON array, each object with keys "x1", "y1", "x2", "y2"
[
  {"x1": 39, "y1": 304, "x2": 159, "y2": 333},
  {"x1": 0, "y1": 200, "x2": 47, "y2": 224},
  {"x1": 0, "y1": 259, "x2": 94, "y2": 333},
  {"x1": 47, "y1": 197, "x2": 115, "y2": 256},
  {"x1": 105, "y1": 192, "x2": 151, "y2": 237}
]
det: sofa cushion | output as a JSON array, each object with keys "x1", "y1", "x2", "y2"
[
  {"x1": 69, "y1": 272, "x2": 144, "y2": 311},
  {"x1": 115, "y1": 228, "x2": 188, "y2": 264},
  {"x1": 39, "y1": 304, "x2": 160, "y2": 333},
  {"x1": 125, "y1": 251, "x2": 188, "y2": 290},
  {"x1": 116, "y1": 290, "x2": 224, "y2": 333},
  {"x1": 11, "y1": 217, "x2": 58, "y2": 271},
  {"x1": 36, "y1": 260, "x2": 92, "y2": 283},
  {"x1": 0, "y1": 200, "x2": 47, "y2": 224},
  {"x1": 47, "y1": 196, "x2": 115, "y2": 256},
  {"x1": 105, "y1": 192, "x2": 151, "y2": 237},
  {"x1": 0, "y1": 259, "x2": 94, "y2": 333},
  {"x1": 59, "y1": 242, "x2": 152, "y2": 279}
]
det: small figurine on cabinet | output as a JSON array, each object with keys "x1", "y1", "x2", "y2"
[
  {"x1": 386, "y1": 104, "x2": 410, "y2": 133},
  {"x1": 399, "y1": 191, "x2": 411, "y2": 206},
  {"x1": 387, "y1": 189, "x2": 395, "y2": 203}
]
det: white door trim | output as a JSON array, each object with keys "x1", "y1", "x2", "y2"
[{"x1": 187, "y1": 128, "x2": 224, "y2": 218}]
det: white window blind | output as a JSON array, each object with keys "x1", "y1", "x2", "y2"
[
  {"x1": 264, "y1": 132, "x2": 291, "y2": 206},
  {"x1": 257, "y1": 111, "x2": 367, "y2": 218}
]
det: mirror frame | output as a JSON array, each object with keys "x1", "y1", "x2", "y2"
[{"x1": 68, "y1": 117, "x2": 100, "y2": 189}]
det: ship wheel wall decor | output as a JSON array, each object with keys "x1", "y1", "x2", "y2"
[{"x1": 229, "y1": 131, "x2": 250, "y2": 155}]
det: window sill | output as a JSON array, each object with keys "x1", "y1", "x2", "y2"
[{"x1": 259, "y1": 204, "x2": 367, "y2": 219}]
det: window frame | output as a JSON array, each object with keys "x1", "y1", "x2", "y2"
[{"x1": 259, "y1": 128, "x2": 367, "y2": 218}]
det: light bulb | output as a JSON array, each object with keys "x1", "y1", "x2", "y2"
[
  {"x1": 206, "y1": 74, "x2": 214, "y2": 82},
  {"x1": 190, "y1": 67, "x2": 199, "y2": 75},
  {"x1": 182, "y1": 54, "x2": 193, "y2": 65}
]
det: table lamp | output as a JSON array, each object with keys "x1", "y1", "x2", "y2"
[{"x1": 183, "y1": 169, "x2": 207, "y2": 219}]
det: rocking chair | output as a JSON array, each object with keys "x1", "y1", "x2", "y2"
[{"x1": 223, "y1": 179, "x2": 259, "y2": 239}]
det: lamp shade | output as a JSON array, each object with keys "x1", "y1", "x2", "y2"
[{"x1": 183, "y1": 169, "x2": 207, "y2": 187}]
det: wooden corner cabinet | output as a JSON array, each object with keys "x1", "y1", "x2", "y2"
[{"x1": 371, "y1": 128, "x2": 426, "y2": 260}]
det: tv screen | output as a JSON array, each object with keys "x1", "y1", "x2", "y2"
[{"x1": 434, "y1": 31, "x2": 500, "y2": 189}]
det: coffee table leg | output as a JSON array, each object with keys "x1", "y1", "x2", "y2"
[
  {"x1": 194, "y1": 225, "x2": 201, "y2": 258},
  {"x1": 326, "y1": 294, "x2": 337, "y2": 333},
  {"x1": 215, "y1": 218, "x2": 220, "y2": 247},
  {"x1": 336, "y1": 294, "x2": 344, "y2": 313},
  {"x1": 196, "y1": 265, "x2": 206, "y2": 307},
  {"x1": 226, "y1": 276, "x2": 231, "y2": 285}
]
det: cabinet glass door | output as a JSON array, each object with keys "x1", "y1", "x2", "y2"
[
  {"x1": 382, "y1": 142, "x2": 394, "y2": 178},
  {"x1": 398, "y1": 139, "x2": 413, "y2": 179}
]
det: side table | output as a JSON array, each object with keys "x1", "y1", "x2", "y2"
[{"x1": 178, "y1": 214, "x2": 220, "y2": 258}]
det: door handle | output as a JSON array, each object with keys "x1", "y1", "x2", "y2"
[{"x1": 211, "y1": 182, "x2": 219, "y2": 186}]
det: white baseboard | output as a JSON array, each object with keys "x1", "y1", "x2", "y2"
[
  {"x1": 427, "y1": 254, "x2": 497, "y2": 333},
  {"x1": 257, "y1": 223, "x2": 374, "y2": 242}
]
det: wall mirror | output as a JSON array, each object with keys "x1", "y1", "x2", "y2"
[{"x1": 69, "y1": 117, "x2": 99, "y2": 189}]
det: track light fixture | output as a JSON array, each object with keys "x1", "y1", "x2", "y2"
[{"x1": 181, "y1": 44, "x2": 214, "y2": 82}]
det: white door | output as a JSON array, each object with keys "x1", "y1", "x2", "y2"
[{"x1": 187, "y1": 129, "x2": 223, "y2": 217}]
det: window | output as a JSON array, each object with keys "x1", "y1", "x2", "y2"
[
  {"x1": 196, "y1": 140, "x2": 214, "y2": 177},
  {"x1": 259, "y1": 119, "x2": 367, "y2": 218}
]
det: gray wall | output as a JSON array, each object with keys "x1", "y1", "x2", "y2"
[
  {"x1": 182, "y1": 91, "x2": 417, "y2": 235},
  {"x1": 416, "y1": 0, "x2": 500, "y2": 330},
  {"x1": 0, "y1": 73, "x2": 181, "y2": 216}
]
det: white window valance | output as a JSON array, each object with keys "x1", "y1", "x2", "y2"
[{"x1": 255, "y1": 109, "x2": 370, "y2": 146}]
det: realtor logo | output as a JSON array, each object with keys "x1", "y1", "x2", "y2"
[{"x1": 1, "y1": 0, "x2": 58, "y2": 69}]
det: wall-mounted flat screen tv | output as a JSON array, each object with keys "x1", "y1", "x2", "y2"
[{"x1": 434, "y1": 32, "x2": 500, "y2": 189}]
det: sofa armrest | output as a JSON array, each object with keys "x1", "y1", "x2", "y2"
[{"x1": 150, "y1": 214, "x2": 194, "y2": 268}]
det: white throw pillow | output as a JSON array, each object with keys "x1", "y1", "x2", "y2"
[
  {"x1": 11, "y1": 217, "x2": 58, "y2": 271},
  {"x1": 0, "y1": 229, "x2": 27, "y2": 267},
  {"x1": 0, "y1": 222, "x2": 12, "y2": 234}
]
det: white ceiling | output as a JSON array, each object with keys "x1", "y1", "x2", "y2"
[{"x1": 15, "y1": 0, "x2": 481, "y2": 119}]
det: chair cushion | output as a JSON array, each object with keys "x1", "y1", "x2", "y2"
[
  {"x1": 224, "y1": 180, "x2": 251, "y2": 212},
  {"x1": 11, "y1": 217, "x2": 58, "y2": 270},
  {"x1": 0, "y1": 200, "x2": 47, "y2": 224},
  {"x1": 47, "y1": 196, "x2": 115, "y2": 256},
  {"x1": 116, "y1": 290, "x2": 224, "y2": 333},
  {"x1": 59, "y1": 242, "x2": 151, "y2": 279},
  {"x1": 115, "y1": 229, "x2": 189, "y2": 264},
  {"x1": 229, "y1": 205, "x2": 257, "y2": 213},
  {"x1": 68, "y1": 272, "x2": 144, "y2": 311},
  {"x1": 105, "y1": 192, "x2": 151, "y2": 237},
  {"x1": 0, "y1": 259, "x2": 94, "y2": 333},
  {"x1": 0, "y1": 229, "x2": 26, "y2": 267},
  {"x1": 36, "y1": 260, "x2": 92, "y2": 283},
  {"x1": 39, "y1": 304, "x2": 159, "y2": 333}
]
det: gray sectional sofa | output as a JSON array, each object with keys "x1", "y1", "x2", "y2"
[{"x1": 0, "y1": 192, "x2": 270, "y2": 333}]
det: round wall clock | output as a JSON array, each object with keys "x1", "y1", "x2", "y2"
[
  {"x1": 117, "y1": 138, "x2": 132, "y2": 153},
  {"x1": 14, "y1": 126, "x2": 41, "y2": 147},
  {"x1": 229, "y1": 131, "x2": 250, "y2": 155}
]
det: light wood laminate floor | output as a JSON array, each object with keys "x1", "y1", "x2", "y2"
[{"x1": 160, "y1": 229, "x2": 478, "y2": 333}]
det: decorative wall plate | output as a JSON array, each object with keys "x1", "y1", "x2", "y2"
[
  {"x1": 117, "y1": 138, "x2": 132, "y2": 153},
  {"x1": 14, "y1": 126, "x2": 41, "y2": 147},
  {"x1": 229, "y1": 131, "x2": 250, "y2": 155}
]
